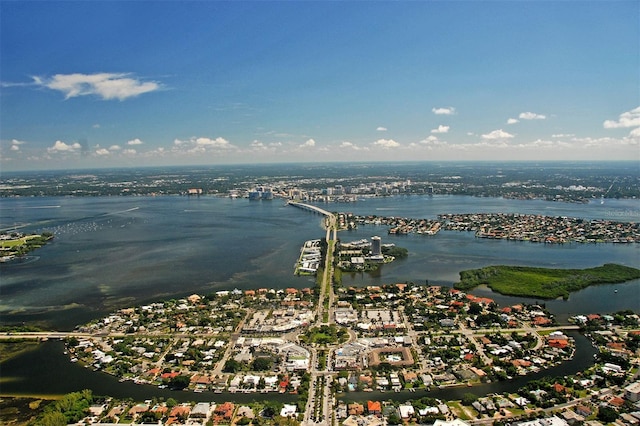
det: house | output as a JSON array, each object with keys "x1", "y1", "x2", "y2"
[
  {"x1": 608, "y1": 396, "x2": 625, "y2": 408},
  {"x1": 348, "y1": 403, "x2": 365, "y2": 416},
  {"x1": 168, "y1": 405, "x2": 192, "y2": 423},
  {"x1": 280, "y1": 404, "x2": 297, "y2": 418},
  {"x1": 214, "y1": 402, "x2": 234, "y2": 420},
  {"x1": 575, "y1": 405, "x2": 593, "y2": 417},
  {"x1": 553, "y1": 383, "x2": 566, "y2": 394},
  {"x1": 236, "y1": 406, "x2": 254, "y2": 419},
  {"x1": 548, "y1": 339, "x2": 569, "y2": 349},
  {"x1": 128, "y1": 403, "x2": 149, "y2": 416},
  {"x1": 533, "y1": 316, "x2": 552, "y2": 326},
  {"x1": 190, "y1": 403, "x2": 211, "y2": 418},
  {"x1": 367, "y1": 400, "x2": 382, "y2": 415},
  {"x1": 399, "y1": 404, "x2": 415, "y2": 419}
]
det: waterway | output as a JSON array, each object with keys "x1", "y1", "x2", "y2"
[
  {"x1": 1, "y1": 194, "x2": 638, "y2": 399},
  {"x1": 341, "y1": 331, "x2": 597, "y2": 404}
]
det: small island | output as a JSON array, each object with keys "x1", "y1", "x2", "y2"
[
  {"x1": 454, "y1": 263, "x2": 640, "y2": 299},
  {"x1": 0, "y1": 231, "x2": 54, "y2": 262}
]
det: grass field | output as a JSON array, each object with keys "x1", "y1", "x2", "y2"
[{"x1": 454, "y1": 263, "x2": 640, "y2": 299}]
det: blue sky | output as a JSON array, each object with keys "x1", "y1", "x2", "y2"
[{"x1": 1, "y1": 1, "x2": 638, "y2": 171}]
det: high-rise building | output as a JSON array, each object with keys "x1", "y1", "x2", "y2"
[{"x1": 371, "y1": 236, "x2": 382, "y2": 257}]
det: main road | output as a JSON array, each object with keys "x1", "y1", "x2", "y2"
[{"x1": 289, "y1": 201, "x2": 339, "y2": 426}]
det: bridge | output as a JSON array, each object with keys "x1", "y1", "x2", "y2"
[
  {"x1": 287, "y1": 201, "x2": 337, "y2": 242},
  {"x1": 286, "y1": 200, "x2": 333, "y2": 217}
]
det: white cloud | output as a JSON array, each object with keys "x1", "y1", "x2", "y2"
[
  {"x1": 47, "y1": 140, "x2": 82, "y2": 153},
  {"x1": 373, "y1": 138, "x2": 400, "y2": 148},
  {"x1": 431, "y1": 125, "x2": 450, "y2": 134},
  {"x1": 33, "y1": 73, "x2": 160, "y2": 101},
  {"x1": 481, "y1": 129, "x2": 514, "y2": 140},
  {"x1": 552, "y1": 133, "x2": 575, "y2": 138},
  {"x1": 432, "y1": 107, "x2": 456, "y2": 115},
  {"x1": 507, "y1": 118, "x2": 519, "y2": 124},
  {"x1": 123, "y1": 149, "x2": 137, "y2": 155},
  {"x1": 92, "y1": 124, "x2": 101, "y2": 129},
  {"x1": 376, "y1": 127, "x2": 387, "y2": 132},
  {"x1": 127, "y1": 138, "x2": 144, "y2": 145},
  {"x1": 300, "y1": 139, "x2": 316, "y2": 148},
  {"x1": 419, "y1": 135, "x2": 448, "y2": 147},
  {"x1": 629, "y1": 127, "x2": 640, "y2": 139},
  {"x1": 519, "y1": 111, "x2": 546, "y2": 120},
  {"x1": 10, "y1": 139, "x2": 25, "y2": 151},
  {"x1": 172, "y1": 136, "x2": 237, "y2": 154},
  {"x1": 96, "y1": 148, "x2": 110, "y2": 156},
  {"x1": 109, "y1": 145, "x2": 121, "y2": 151},
  {"x1": 340, "y1": 141, "x2": 364, "y2": 150},
  {"x1": 603, "y1": 106, "x2": 640, "y2": 129},
  {"x1": 195, "y1": 137, "x2": 233, "y2": 148}
]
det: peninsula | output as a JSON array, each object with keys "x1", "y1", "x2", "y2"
[
  {"x1": 0, "y1": 231, "x2": 53, "y2": 262},
  {"x1": 454, "y1": 264, "x2": 640, "y2": 299}
]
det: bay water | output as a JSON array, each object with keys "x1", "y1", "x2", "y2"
[{"x1": 1, "y1": 194, "x2": 638, "y2": 398}]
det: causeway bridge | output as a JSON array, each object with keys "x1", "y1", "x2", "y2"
[
  {"x1": 287, "y1": 201, "x2": 337, "y2": 241},
  {"x1": 286, "y1": 200, "x2": 333, "y2": 217}
]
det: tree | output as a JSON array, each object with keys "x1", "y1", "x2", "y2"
[
  {"x1": 462, "y1": 392, "x2": 479, "y2": 406},
  {"x1": 39, "y1": 411, "x2": 67, "y2": 426},
  {"x1": 223, "y1": 359, "x2": 241, "y2": 373},
  {"x1": 169, "y1": 375, "x2": 191, "y2": 390},
  {"x1": 387, "y1": 411, "x2": 402, "y2": 425},
  {"x1": 252, "y1": 356, "x2": 273, "y2": 371},
  {"x1": 597, "y1": 407, "x2": 618, "y2": 423}
]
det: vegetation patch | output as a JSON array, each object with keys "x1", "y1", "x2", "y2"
[{"x1": 454, "y1": 263, "x2": 640, "y2": 299}]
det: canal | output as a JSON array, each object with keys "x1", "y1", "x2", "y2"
[{"x1": 2, "y1": 331, "x2": 595, "y2": 404}]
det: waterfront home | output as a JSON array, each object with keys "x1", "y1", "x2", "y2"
[{"x1": 280, "y1": 404, "x2": 297, "y2": 418}]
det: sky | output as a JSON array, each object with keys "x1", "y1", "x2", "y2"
[{"x1": 1, "y1": 1, "x2": 638, "y2": 171}]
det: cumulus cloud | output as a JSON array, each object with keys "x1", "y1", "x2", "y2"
[
  {"x1": 32, "y1": 73, "x2": 161, "y2": 101},
  {"x1": 376, "y1": 127, "x2": 387, "y2": 132},
  {"x1": 552, "y1": 133, "x2": 575, "y2": 138},
  {"x1": 300, "y1": 139, "x2": 316, "y2": 148},
  {"x1": 432, "y1": 107, "x2": 456, "y2": 115},
  {"x1": 127, "y1": 138, "x2": 144, "y2": 145},
  {"x1": 340, "y1": 141, "x2": 364, "y2": 150},
  {"x1": 48, "y1": 140, "x2": 82, "y2": 153},
  {"x1": 96, "y1": 148, "x2": 110, "y2": 156},
  {"x1": 195, "y1": 137, "x2": 233, "y2": 148},
  {"x1": 109, "y1": 145, "x2": 121, "y2": 151},
  {"x1": 519, "y1": 112, "x2": 546, "y2": 120},
  {"x1": 481, "y1": 129, "x2": 514, "y2": 140},
  {"x1": 373, "y1": 138, "x2": 400, "y2": 148},
  {"x1": 173, "y1": 136, "x2": 237, "y2": 154},
  {"x1": 123, "y1": 149, "x2": 137, "y2": 155},
  {"x1": 431, "y1": 125, "x2": 450, "y2": 134},
  {"x1": 603, "y1": 106, "x2": 640, "y2": 129},
  {"x1": 629, "y1": 127, "x2": 640, "y2": 139},
  {"x1": 10, "y1": 139, "x2": 25, "y2": 151},
  {"x1": 507, "y1": 118, "x2": 519, "y2": 124}
]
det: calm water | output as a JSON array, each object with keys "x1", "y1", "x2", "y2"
[
  {"x1": 1, "y1": 195, "x2": 638, "y2": 329},
  {"x1": 1, "y1": 195, "x2": 638, "y2": 398}
]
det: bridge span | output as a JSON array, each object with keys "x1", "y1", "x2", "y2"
[
  {"x1": 287, "y1": 201, "x2": 337, "y2": 245},
  {"x1": 286, "y1": 200, "x2": 333, "y2": 217}
]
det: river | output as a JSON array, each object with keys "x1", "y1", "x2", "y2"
[{"x1": 1, "y1": 194, "x2": 638, "y2": 399}]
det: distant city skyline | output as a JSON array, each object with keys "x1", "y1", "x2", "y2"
[{"x1": 1, "y1": 1, "x2": 638, "y2": 171}]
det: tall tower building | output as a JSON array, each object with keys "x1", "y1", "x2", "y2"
[{"x1": 371, "y1": 236, "x2": 382, "y2": 257}]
